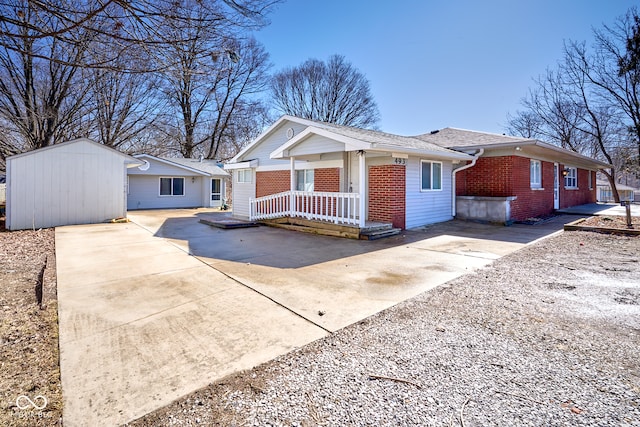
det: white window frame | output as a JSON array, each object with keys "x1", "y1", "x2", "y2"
[
  {"x1": 237, "y1": 169, "x2": 252, "y2": 183},
  {"x1": 420, "y1": 160, "x2": 443, "y2": 191},
  {"x1": 564, "y1": 167, "x2": 577, "y2": 189},
  {"x1": 159, "y1": 177, "x2": 185, "y2": 196},
  {"x1": 588, "y1": 170, "x2": 593, "y2": 190},
  {"x1": 296, "y1": 169, "x2": 314, "y2": 191},
  {"x1": 530, "y1": 159, "x2": 542, "y2": 189}
]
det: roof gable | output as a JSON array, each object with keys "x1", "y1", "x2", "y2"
[{"x1": 7, "y1": 138, "x2": 141, "y2": 166}]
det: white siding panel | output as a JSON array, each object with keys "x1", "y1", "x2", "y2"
[
  {"x1": 128, "y1": 175, "x2": 204, "y2": 209},
  {"x1": 7, "y1": 139, "x2": 130, "y2": 230},
  {"x1": 232, "y1": 170, "x2": 255, "y2": 219},
  {"x1": 405, "y1": 156, "x2": 454, "y2": 229},
  {"x1": 242, "y1": 122, "x2": 307, "y2": 167},
  {"x1": 289, "y1": 134, "x2": 345, "y2": 157}
]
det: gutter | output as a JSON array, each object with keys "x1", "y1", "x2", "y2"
[{"x1": 451, "y1": 149, "x2": 484, "y2": 217}]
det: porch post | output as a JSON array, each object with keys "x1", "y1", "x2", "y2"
[
  {"x1": 358, "y1": 151, "x2": 366, "y2": 228},
  {"x1": 290, "y1": 156, "x2": 295, "y2": 216}
]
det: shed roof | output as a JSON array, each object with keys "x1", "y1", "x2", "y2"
[{"x1": 7, "y1": 138, "x2": 142, "y2": 167}]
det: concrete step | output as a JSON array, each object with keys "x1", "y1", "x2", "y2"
[{"x1": 359, "y1": 227, "x2": 402, "y2": 240}]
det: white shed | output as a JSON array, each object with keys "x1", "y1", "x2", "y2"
[{"x1": 6, "y1": 138, "x2": 141, "y2": 230}]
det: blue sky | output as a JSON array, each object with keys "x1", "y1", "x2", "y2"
[{"x1": 253, "y1": 0, "x2": 638, "y2": 136}]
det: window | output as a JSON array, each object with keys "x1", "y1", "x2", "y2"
[
  {"x1": 237, "y1": 169, "x2": 252, "y2": 183},
  {"x1": 564, "y1": 167, "x2": 577, "y2": 188},
  {"x1": 421, "y1": 160, "x2": 442, "y2": 191},
  {"x1": 160, "y1": 177, "x2": 184, "y2": 196},
  {"x1": 296, "y1": 169, "x2": 314, "y2": 191},
  {"x1": 588, "y1": 171, "x2": 593, "y2": 190},
  {"x1": 530, "y1": 160, "x2": 542, "y2": 188}
]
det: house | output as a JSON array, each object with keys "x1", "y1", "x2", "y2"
[
  {"x1": 416, "y1": 128, "x2": 611, "y2": 222},
  {"x1": 5, "y1": 138, "x2": 141, "y2": 230},
  {"x1": 225, "y1": 116, "x2": 473, "y2": 235},
  {"x1": 127, "y1": 154, "x2": 229, "y2": 210},
  {"x1": 225, "y1": 117, "x2": 613, "y2": 234},
  {"x1": 596, "y1": 180, "x2": 636, "y2": 203}
]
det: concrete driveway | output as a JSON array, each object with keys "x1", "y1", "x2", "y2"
[{"x1": 57, "y1": 210, "x2": 575, "y2": 426}]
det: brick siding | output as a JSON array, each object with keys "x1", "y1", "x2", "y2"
[
  {"x1": 456, "y1": 156, "x2": 597, "y2": 221},
  {"x1": 314, "y1": 168, "x2": 341, "y2": 192},
  {"x1": 256, "y1": 170, "x2": 290, "y2": 198},
  {"x1": 368, "y1": 164, "x2": 406, "y2": 229}
]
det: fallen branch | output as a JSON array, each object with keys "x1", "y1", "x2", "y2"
[
  {"x1": 495, "y1": 390, "x2": 545, "y2": 405},
  {"x1": 368, "y1": 374, "x2": 422, "y2": 389},
  {"x1": 459, "y1": 397, "x2": 470, "y2": 427}
]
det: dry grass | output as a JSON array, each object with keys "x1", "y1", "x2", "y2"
[{"x1": 0, "y1": 218, "x2": 61, "y2": 427}]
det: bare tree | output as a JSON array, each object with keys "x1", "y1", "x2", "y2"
[
  {"x1": 507, "y1": 7, "x2": 640, "y2": 202},
  {"x1": 85, "y1": 48, "x2": 165, "y2": 150},
  {"x1": 159, "y1": 2, "x2": 270, "y2": 159},
  {"x1": 0, "y1": 0, "x2": 278, "y2": 71},
  {"x1": 270, "y1": 54, "x2": 380, "y2": 129},
  {"x1": 0, "y1": 3, "x2": 92, "y2": 153}
]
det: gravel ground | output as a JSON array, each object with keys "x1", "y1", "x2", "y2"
[{"x1": 128, "y1": 230, "x2": 640, "y2": 427}]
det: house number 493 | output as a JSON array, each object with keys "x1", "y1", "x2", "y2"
[{"x1": 394, "y1": 158, "x2": 406, "y2": 165}]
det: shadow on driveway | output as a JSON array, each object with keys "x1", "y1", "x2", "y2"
[{"x1": 137, "y1": 210, "x2": 579, "y2": 269}]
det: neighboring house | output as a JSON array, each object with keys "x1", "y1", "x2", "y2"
[
  {"x1": 415, "y1": 128, "x2": 611, "y2": 222},
  {"x1": 596, "y1": 180, "x2": 636, "y2": 202},
  {"x1": 225, "y1": 115, "x2": 473, "y2": 232},
  {"x1": 225, "y1": 116, "x2": 612, "y2": 232},
  {"x1": 5, "y1": 138, "x2": 141, "y2": 230},
  {"x1": 127, "y1": 154, "x2": 229, "y2": 210}
]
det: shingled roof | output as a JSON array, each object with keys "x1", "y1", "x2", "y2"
[{"x1": 414, "y1": 127, "x2": 532, "y2": 148}]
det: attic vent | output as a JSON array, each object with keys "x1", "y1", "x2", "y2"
[
  {"x1": 286, "y1": 127, "x2": 295, "y2": 139},
  {"x1": 430, "y1": 130, "x2": 440, "y2": 135}
]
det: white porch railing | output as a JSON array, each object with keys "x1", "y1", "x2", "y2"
[{"x1": 250, "y1": 190, "x2": 361, "y2": 226}]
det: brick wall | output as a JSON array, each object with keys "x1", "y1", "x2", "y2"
[
  {"x1": 314, "y1": 168, "x2": 341, "y2": 192},
  {"x1": 455, "y1": 157, "x2": 513, "y2": 196},
  {"x1": 510, "y1": 157, "x2": 555, "y2": 221},
  {"x1": 368, "y1": 164, "x2": 406, "y2": 229},
  {"x1": 559, "y1": 166, "x2": 596, "y2": 208},
  {"x1": 256, "y1": 170, "x2": 290, "y2": 197},
  {"x1": 456, "y1": 156, "x2": 597, "y2": 221}
]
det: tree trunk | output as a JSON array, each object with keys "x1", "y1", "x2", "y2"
[{"x1": 602, "y1": 169, "x2": 621, "y2": 203}]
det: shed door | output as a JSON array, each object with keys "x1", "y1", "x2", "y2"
[{"x1": 210, "y1": 179, "x2": 221, "y2": 207}]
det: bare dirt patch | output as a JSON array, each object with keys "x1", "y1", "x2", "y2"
[
  {"x1": 580, "y1": 214, "x2": 640, "y2": 229},
  {"x1": 0, "y1": 218, "x2": 61, "y2": 426},
  {"x1": 127, "y1": 230, "x2": 640, "y2": 426}
]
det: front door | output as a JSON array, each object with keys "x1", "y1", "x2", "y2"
[
  {"x1": 348, "y1": 152, "x2": 359, "y2": 193},
  {"x1": 553, "y1": 163, "x2": 560, "y2": 209},
  {"x1": 210, "y1": 178, "x2": 221, "y2": 207}
]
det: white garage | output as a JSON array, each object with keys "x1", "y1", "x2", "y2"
[{"x1": 6, "y1": 138, "x2": 141, "y2": 230}]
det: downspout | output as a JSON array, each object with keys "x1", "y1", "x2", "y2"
[{"x1": 451, "y1": 149, "x2": 483, "y2": 217}]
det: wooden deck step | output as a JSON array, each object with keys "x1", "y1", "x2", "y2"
[
  {"x1": 359, "y1": 227, "x2": 402, "y2": 240},
  {"x1": 261, "y1": 217, "x2": 400, "y2": 240}
]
